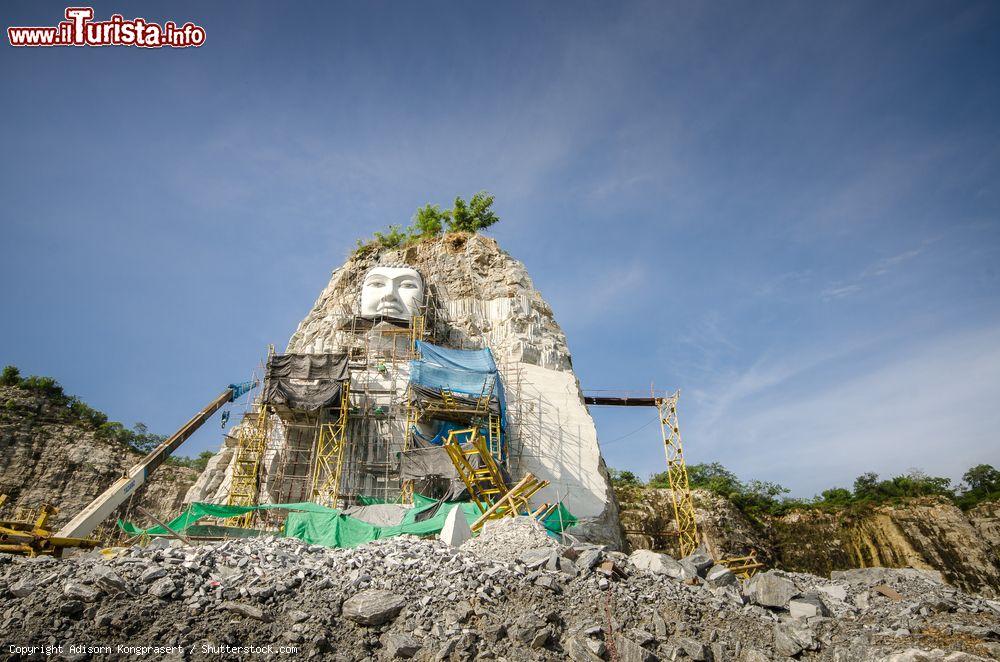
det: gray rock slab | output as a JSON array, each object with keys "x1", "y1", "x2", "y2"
[
  {"x1": 746, "y1": 571, "x2": 797, "y2": 609},
  {"x1": 789, "y1": 593, "x2": 831, "y2": 619},
  {"x1": 342, "y1": 589, "x2": 406, "y2": 626},
  {"x1": 705, "y1": 564, "x2": 737, "y2": 588}
]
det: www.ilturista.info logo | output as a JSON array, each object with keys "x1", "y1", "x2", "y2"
[{"x1": 8, "y1": 7, "x2": 205, "y2": 48}]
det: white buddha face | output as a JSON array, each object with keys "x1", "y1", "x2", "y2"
[{"x1": 360, "y1": 266, "x2": 424, "y2": 319}]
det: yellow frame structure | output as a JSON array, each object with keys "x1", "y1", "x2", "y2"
[
  {"x1": 657, "y1": 391, "x2": 699, "y2": 557},
  {"x1": 226, "y1": 403, "x2": 272, "y2": 527},
  {"x1": 309, "y1": 381, "x2": 352, "y2": 508},
  {"x1": 442, "y1": 428, "x2": 508, "y2": 513}
]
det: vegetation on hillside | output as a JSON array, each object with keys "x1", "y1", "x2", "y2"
[
  {"x1": 610, "y1": 461, "x2": 1000, "y2": 520},
  {"x1": 355, "y1": 191, "x2": 500, "y2": 252},
  {"x1": 1, "y1": 365, "x2": 213, "y2": 469}
]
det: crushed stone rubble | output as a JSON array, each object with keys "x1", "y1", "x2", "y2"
[{"x1": 0, "y1": 517, "x2": 998, "y2": 661}]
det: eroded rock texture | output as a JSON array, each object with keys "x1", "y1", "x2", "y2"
[
  {"x1": 620, "y1": 486, "x2": 1000, "y2": 596},
  {"x1": 0, "y1": 384, "x2": 197, "y2": 530},
  {"x1": 192, "y1": 233, "x2": 622, "y2": 546}
]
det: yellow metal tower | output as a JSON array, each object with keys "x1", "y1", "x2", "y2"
[{"x1": 656, "y1": 391, "x2": 698, "y2": 557}]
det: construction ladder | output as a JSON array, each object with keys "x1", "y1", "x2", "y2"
[
  {"x1": 225, "y1": 403, "x2": 271, "y2": 527},
  {"x1": 442, "y1": 428, "x2": 508, "y2": 513},
  {"x1": 442, "y1": 428, "x2": 549, "y2": 531}
]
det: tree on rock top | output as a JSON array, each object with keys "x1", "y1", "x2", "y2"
[
  {"x1": 447, "y1": 191, "x2": 499, "y2": 233},
  {"x1": 356, "y1": 190, "x2": 500, "y2": 251}
]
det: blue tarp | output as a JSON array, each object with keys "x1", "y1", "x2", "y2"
[
  {"x1": 413, "y1": 420, "x2": 484, "y2": 446},
  {"x1": 228, "y1": 381, "x2": 255, "y2": 402},
  {"x1": 417, "y1": 342, "x2": 498, "y2": 373},
  {"x1": 409, "y1": 341, "x2": 508, "y2": 457},
  {"x1": 411, "y1": 341, "x2": 507, "y2": 421}
]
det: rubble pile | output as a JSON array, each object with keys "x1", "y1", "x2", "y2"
[{"x1": 1, "y1": 519, "x2": 998, "y2": 661}]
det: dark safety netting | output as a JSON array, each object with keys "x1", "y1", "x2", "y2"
[{"x1": 262, "y1": 353, "x2": 350, "y2": 411}]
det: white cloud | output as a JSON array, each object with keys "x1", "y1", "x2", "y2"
[
  {"x1": 820, "y1": 245, "x2": 929, "y2": 300},
  {"x1": 688, "y1": 323, "x2": 1000, "y2": 495}
]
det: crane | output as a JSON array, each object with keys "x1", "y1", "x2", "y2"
[{"x1": 52, "y1": 381, "x2": 256, "y2": 542}]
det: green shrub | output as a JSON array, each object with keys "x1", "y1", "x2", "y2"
[
  {"x1": 1, "y1": 365, "x2": 20, "y2": 386},
  {"x1": 354, "y1": 191, "x2": 501, "y2": 253}
]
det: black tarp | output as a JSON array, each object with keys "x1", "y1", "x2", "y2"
[
  {"x1": 399, "y1": 446, "x2": 460, "y2": 481},
  {"x1": 262, "y1": 353, "x2": 349, "y2": 411}
]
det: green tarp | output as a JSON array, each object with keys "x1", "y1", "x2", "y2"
[
  {"x1": 283, "y1": 495, "x2": 483, "y2": 548},
  {"x1": 119, "y1": 495, "x2": 578, "y2": 549},
  {"x1": 541, "y1": 501, "x2": 578, "y2": 534},
  {"x1": 117, "y1": 501, "x2": 335, "y2": 537}
]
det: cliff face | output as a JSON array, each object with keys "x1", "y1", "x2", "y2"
[
  {"x1": 191, "y1": 233, "x2": 623, "y2": 546},
  {"x1": 0, "y1": 384, "x2": 197, "y2": 531},
  {"x1": 619, "y1": 487, "x2": 1000, "y2": 596}
]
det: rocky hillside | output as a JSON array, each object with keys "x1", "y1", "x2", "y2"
[
  {"x1": 195, "y1": 232, "x2": 623, "y2": 545},
  {"x1": 3, "y1": 517, "x2": 999, "y2": 661},
  {"x1": 620, "y1": 488, "x2": 1000, "y2": 597},
  {"x1": 0, "y1": 382, "x2": 197, "y2": 533}
]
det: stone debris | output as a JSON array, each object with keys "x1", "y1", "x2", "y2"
[
  {"x1": 460, "y1": 516, "x2": 556, "y2": 563},
  {"x1": 788, "y1": 592, "x2": 831, "y2": 619},
  {"x1": 1, "y1": 530, "x2": 998, "y2": 661}
]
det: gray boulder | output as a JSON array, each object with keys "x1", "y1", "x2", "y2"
[
  {"x1": 91, "y1": 566, "x2": 127, "y2": 593},
  {"x1": 774, "y1": 622, "x2": 816, "y2": 657},
  {"x1": 682, "y1": 547, "x2": 714, "y2": 576},
  {"x1": 745, "y1": 571, "x2": 797, "y2": 608},
  {"x1": 342, "y1": 589, "x2": 406, "y2": 626},
  {"x1": 385, "y1": 633, "x2": 421, "y2": 659},
  {"x1": 438, "y1": 506, "x2": 472, "y2": 547},
  {"x1": 139, "y1": 567, "x2": 167, "y2": 583},
  {"x1": 789, "y1": 593, "x2": 831, "y2": 619},
  {"x1": 518, "y1": 547, "x2": 553, "y2": 570},
  {"x1": 629, "y1": 549, "x2": 688, "y2": 579},
  {"x1": 63, "y1": 581, "x2": 100, "y2": 602},
  {"x1": 10, "y1": 578, "x2": 35, "y2": 598},
  {"x1": 705, "y1": 564, "x2": 737, "y2": 588},
  {"x1": 149, "y1": 577, "x2": 177, "y2": 599}
]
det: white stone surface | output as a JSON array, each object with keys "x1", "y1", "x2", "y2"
[
  {"x1": 439, "y1": 506, "x2": 472, "y2": 547},
  {"x1": 188, "y1": 234, "x2": 621, "y2": 545}
]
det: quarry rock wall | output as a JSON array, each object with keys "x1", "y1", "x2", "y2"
[
  {"x1": 190, "y1": 233, "x2": 622, "y2": 546},
  {"x1": 0, "y1": 385, "x2": 197, "y2": 529},
  {"x1": 292, "y1": 233, "x2": 621, "y2": 545},
  {"x1": 619, "y1": 487, "x2": 1000, "y2": 596}
]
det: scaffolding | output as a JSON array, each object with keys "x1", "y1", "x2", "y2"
[
  {"x1": 442, "y1": 428, "x2": 508, "y2": 512},
  {"x1": 225, "y1": 402, "x2": 272, "y2": 527},
  {"x1": 309, "y1": 382, "x2": 351, "y2": 507},
  {"x1": 335, "y1": 313, "x2": 427, "y2": 505},
  {"x1": 441, "y1": 427, "x2": 550, "y2": 531},
  {"x1": 656, "y1": 391, "x2": 698, "y2": 557},
  {"x1": 583, "y1": 389, "x2": 699, "y2": 558}
]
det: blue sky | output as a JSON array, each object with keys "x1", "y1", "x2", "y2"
[{"x1": 1, "y1": 1, "x2": 998, "y2": 496}]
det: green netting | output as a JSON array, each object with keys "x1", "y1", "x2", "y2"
[
  {"x1": 117, "y1": 501, "x2": 336, "y2": 537},
  {"x1": 282, "y1": 495, "x2": 482, "y2": 548},
  {"x1": 119, "y1": 496, "x2": 578, "y2": 549},
  {"x1": 541, "y1": 501, "x2": 578, "y2": 534}
]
